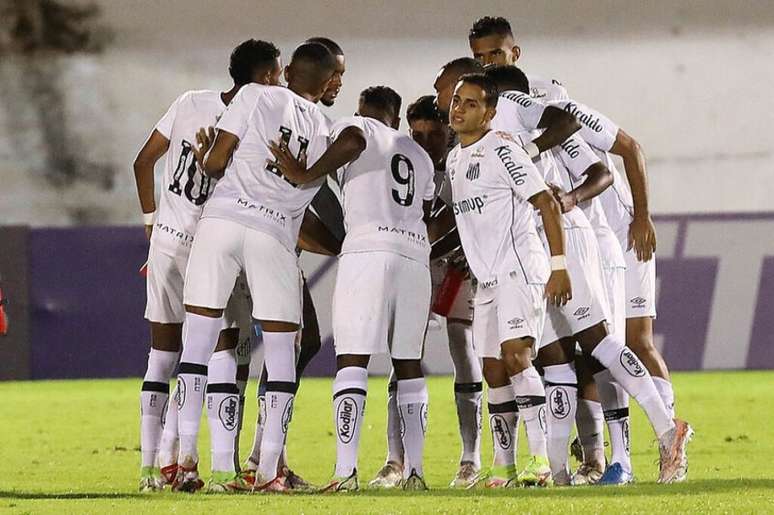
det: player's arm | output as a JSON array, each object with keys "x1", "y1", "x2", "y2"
[
  {"x1": 609, "y1": 129, "x2": 656, "y2": 261},
  {"x1": 530, "y1": 190, "x2": 572, "y2": 306},
  {"x1": 202, "y1": 130, "x2": 240, "y2": 180},
  {"x1": 298, "y1": 209, "x2": 342, "y2": 256},
  {"x1": 133, "y1": 129, "x2": 169, "y2": 239},
  {"x1": 528, "y1": 106, "x2": 581, "y2": 155},
  {"x1": 550, "y1": 137, "x2": 612, "y2": 213},
  {"x1": 269, "y1": 126, "x2": 366, "y2": 185}
]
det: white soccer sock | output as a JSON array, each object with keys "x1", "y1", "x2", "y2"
[
  {"x1": 575, "y1": 399, "x2": 605, "y2": 465},
  {"x1": 397, "y1": 378, "x2": 428, "y2": 478},
  {"x1": 652, "y1": 376, "x2": 676, "y2": 419},
  {"x1": 158, "y1": 383, "x2": 180, "y2": 472},
  {"x1": 234, "y1": 377, "x2": 248, "y2": 470},
  {"x1": 591, "y1": 336, "x2": 674, "y2": 438},
  {"x1": 385, "y1": 379, "x2": 404, "y2": 465},
  {"x1": 258, "y1": 330, "x2": 297, "y2": 481},
  {"x1": 487, "y1": 385, "x2": 518, "y2": 471},
  {"x1": 447, "y1": 322, "x2": 483, "y2": 468},
  {"x1": 176, "y1": 313, "x2": 223, "y2": 467},
  {"x1": 140, "y1": 349, "x2": 178, "y2": 469},
  {"x1": 245, "y1": 393, "x2": 266, "y2": 471},
  {"x1": 544, "y1": 363, "x2": 578, "y2": 476},
  {"x1": 595, "y1": 369, "x2": 632, "y2": 472},
  {"x1": 332, "y1": 366, "x2": 368, "y2": 477},
  {"x1": 510, "y1": 367, "x2": 548, "y2": 457},
  {"x1": 206, "y1": 349, "x2": 239, "y2": 473}
]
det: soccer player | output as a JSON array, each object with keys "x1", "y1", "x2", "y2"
[
  {"x1": 132, "y1": 39, "x2": 282, "y2": 492},
  {"x1": 483, "y1": 71, "x2": 692, "y2": 485},
  {"x1": 270, "y1": 86, "x2": 436, "y2": 492},
  {"x1": 368, "y1": 95, "x2": 484, "y2": 489},
  {"x1": 174, "y1": 42, "x2": 337, "y2": 493}
]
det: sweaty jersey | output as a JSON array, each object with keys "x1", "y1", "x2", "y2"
[
  {"x1": 334, "y1": 116, "x2": 435, "y2": 264},
  {"x1": 446, "y1": 130, "x2": 550, "y2": 287},
  {"x1": 204, "y1": 84, "x2": 330, "y2": 252},
  {"x1": 151, "y1": 89, "x2": 225, "y2": 254}
]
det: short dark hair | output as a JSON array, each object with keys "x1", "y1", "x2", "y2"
[
  {"x1": 290, "y1": 42, "x2": 337, "y2": 80},
  {"x1": 406, "y1": 95, "x2": 444, "y2": 124},
  {"x1": 441, "y1": 57, "x2": 484, "y2": 78},
  {"x1": 468, "y1": 16, "x2": 514, "y2": 41},
  {"x1": 229, "y1": 39, "x2": 280, "y2": 85},
  {"x1": 458, "y1": 73, "x2": 499, "y2": 108},
  {"x1": 360, "y1": 86, "x2": 402, "y2": 120},
  {"x1": 304, "y1": 36, "x2": 344, "y2": 57},
  {"x1": 484, "y1": 65, "x2": 530, "y2": 94}
]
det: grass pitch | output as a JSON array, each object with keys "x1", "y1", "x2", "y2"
[{"x1": 1, "y1": 371, "x2": 772, "y2": 513}]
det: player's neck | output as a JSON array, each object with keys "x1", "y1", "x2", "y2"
[
  {"x1": 220, "y1": 85, "x2": 241, "y2": 106},
  {"x1": 458, "y1": 128, "x2": 490, "y2": 148},
  {"x1": 287, "y1": 82, "x2": 318, "y2": 103}
]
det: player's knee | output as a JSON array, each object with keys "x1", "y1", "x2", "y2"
[
  {"x1": 337, "y1": 354, "x2": 370, "y2": 370},
  {"x1": 300, "y1": 326, "x2": 322, "y2": 354},
  {"x1": 236, "y1": 364, "x2": 250, "y2": 382},
  {"x1": 482, "y1": 357, "x2": 511, "y2": 388},
  {"x1": 392, "y1": 359, "x2": 423, "y2": 380},
  {"x1": 214, "y1": 327, "x2": 239, "y2": 351}
]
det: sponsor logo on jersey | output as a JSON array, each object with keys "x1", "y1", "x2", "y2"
[
  {"x1": 236, "y1": 198, "x2": 287, "y2": 226},
  {"x1": 336, "y1": 396, "x2": 358, "y2": 443},
  {"x1": 573, "y1": 306, "x2": 591, "y2": 320},
  {"x1": 219, "y1": 395, "x2": 239, "y2": 431},
  {"x1": 630, "y1": 296, "x2": 647, "y2": 308},
  {"x1": 502, "y1": 91, "x2": 533, "y2": 108},
  {"x1": 452, "y1": 196, "x2": 485, "y2": 215},
  {"x1": 377, "y1": 226, "x2": 428, "y2": 244},
  {"x1": 549, "y1": 387, "x2": 571, "y2": 419},
  {"x1": 495, "y1": 145, "x2": 527, "y2": 185},
  {"x1": 465, "y1": 162, "x2": 480, "y2": 181},
  {"x1": 619, "y1": 349, "x2": 646, "y2": 377},
  {"x1": 490, "y1": 414, "x2": 512, "y2": 450},
  {"x1": 154, "y1": 222, "x2": 194, "y2": 247},
  {"x1": 480, "y1": 277, "x2": 499, "y2": 289},
  {"x1": 563, "y1": 102, "x2": 605, "y2": 133},
  {"x1": 507, "y1": 317, "x2": 525, "y2": 330},
  {"x1": 560, "y1": 139, "x2": 580, "y2": 159}
]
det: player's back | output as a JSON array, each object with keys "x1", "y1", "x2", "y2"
[{"x1": 336, "y1": 116, "x2": 435, "y2": 264}]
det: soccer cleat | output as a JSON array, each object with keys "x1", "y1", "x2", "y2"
[
  {"x1": 597, "y1": 463, "x2": 635, "y2": 486},
  {"x1": 449, "y1": 461, "x2": 480, "y2": 489},
  {"x1": 159, "y1": 463, "x2": 179, "y2": 488},
  {"x1": 518, "y1": 456, "x2": 553, "y2": 488},
  {"x1": 138, "y1": 467, "x2": 162, "y2": 492},
  {"x1": 205, "y1": 471, "x2": 252, "y2": 493},
  {"x1": 570, "y1": 436, "x2": 584, "y2": 463},
  {"x1": 553, "y1": 468, "x2": 573, "y2": 487},
  {"x1": 368, "y1": 462, "x2": 403, "y2": 489},
  {"x1": 254, "y1": 474, "x2": 291, "y2": 493},
  {"x1": 320, "y1": 470, "x2": 359, "y2": 493},
  {"x1": 281, "y1": 467, "x2": 314, "y2": 492},
  {"x1": 470, "y1": 465, "x2": 517, "y2": 489},
  {"x1": 572, "y1": 460, "x2": 605, "y2": 485},
  {"x1": 172, "y1": 463, "x2": 205, "y2": 493},
  {"x1": 657, "y1": 419, "x2": 694, "y2": 484},
  {"x1": 402, "y1": 469, "x2": 429, "y2": 491}
]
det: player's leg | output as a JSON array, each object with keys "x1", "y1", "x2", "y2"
[
  {"x1": 480, "y1": 357, "x2": 520, "y2": 488},
  {"x1": 228, "y1": 274, "x2": 253, "y2": 473},
  {"x1": 296, "y1": 276, "x2": 323, "y2": 379},
  {"x1": 369, "y1": 368, "x2": 405, "y2": 488},
  {"x1": 572, "y1": 353, "x2": 606, "y2": 485}
]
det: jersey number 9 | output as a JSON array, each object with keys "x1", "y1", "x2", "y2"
[{"x1": 391, "y1": 154, "x2": 415, "y2": 207}]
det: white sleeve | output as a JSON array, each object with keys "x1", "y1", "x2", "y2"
[
  {"x1": 493, "y1": 142, "x2": 547, "y2": 201},
  {"x1": 554, "y1": 136, "x2": 601, "y2": 182},
  {"x1": 553, "y1": 99, "x2": 619, "y2": 152},
  {"x1": 420, "y1": 152, "x2": 436, "y2": 202},
  {"x1": 499, "y1": 92, "x2": 546, "y2": 132},
  {"x1": 330, "y1": 116, "x2": 365, "y2": 140},
  {"x1": 215, "y1": 85, "x2": 263, "y2": 140},
  {"x1": 153, "y1": 94, "x2": 183, "y2": 139}
]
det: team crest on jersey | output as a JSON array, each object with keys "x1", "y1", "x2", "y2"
[
  {"x1": 495, "y1": 131, "x2": 519, "y2": 144},
  {"x1": 465, "y1": 162, "x2": 480, "y2": 181},
  {"x1": 471, "y1": 146, "x2": 485, "y2": 158}
]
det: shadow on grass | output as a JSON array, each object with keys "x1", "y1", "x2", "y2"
[{"x1": 2, "y1": 479, "x2": 772, "y2": 501}]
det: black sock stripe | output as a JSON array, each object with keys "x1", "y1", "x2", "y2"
[
  {"x1": 515, "y1": 395, "x2": 546, "y2": 408},
  {"x1": 545, "y1": 381, "x2": 578, "y2": 388},
  {"x1": 333, "y1": 387, "x2": 367, "y2": 400},
  {"x1": 388, "y1": 381, "x2": 398, "y2": 394},
  {"x1": 604, "y1": 407, "x2": 630, "y2": 421},
  {"x1": 206, "y1": 383, "x2": 239, "y2": 394},
  {"x1": 265, "y1": 381, "x2": 298, "y2": 394},
  {"x1": 178, "y1": 362, "x2": 208, "y2": 375},
  {"x1": 141, "y1": 381, "x2": 169, "y2": 393},
  {"x1": 487, "y1": 401, "x2": 519, "y2": 414},
  {"x1": 454, "y1": 382, "x2": 483, "y2": 393}
]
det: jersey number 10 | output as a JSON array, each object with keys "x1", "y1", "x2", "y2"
[
  {"x1": 168, "y1": 140, "x2": 211, "y2": 205},
  {"x1": 391, "y1": 154, "x2": 415, "y2": 207},
  {"x1": 266, "y1": 126, "x2": 309, "y2": 187}
]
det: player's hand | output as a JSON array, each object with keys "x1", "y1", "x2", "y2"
[
  {"x1": 193, "y1": 126, "x2": 216, "y2": 168},
  {"x1": 545, "y1": 269, "x2": 572, "y2": 307},
  {"x1": 548, "y1": 183, "x2": 576, "y2": 214},
  {"x1": 628, "y1": 214, "x2": 657, "y2": 262},
  {"x1": 144, "y1": 224, "x2": 153, "y2": 241},
  {"x1": 268, "y1": 140, "x2": 308, "y2": 183}
]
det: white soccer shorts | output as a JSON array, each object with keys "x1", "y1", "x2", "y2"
[
  {"x1": 333, "y1": 252, "x2": 431, "y2": 360},
  {"x1": 602, "y1": 266, "x2": 626, "y2": 340},
  {"x1": 623, "y1": 248, "x2": 657, "y2": 319}
]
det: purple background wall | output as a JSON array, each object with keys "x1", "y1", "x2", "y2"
[{"x1": 1, "y1": 213, "x2": 773, "y2": 379}]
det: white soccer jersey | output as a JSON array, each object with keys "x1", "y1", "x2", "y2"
[
  {"x1": 333, "y1": 116, "x2": 435, "y2": 264},
  {"x1": 526, "y1": 74, "x2": 570, "y2": 102},
  {"x1": 203, "y1": 84, "x2": 331, "y2": 252},
  {"x1": 152, "y1": 90, "x2": 226, "y2": 254},
  {"x1": 446, "y1": 130, "x2": 550, "y2": 286}
]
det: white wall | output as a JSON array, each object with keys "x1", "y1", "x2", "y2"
[{"x1": 1, "y1": 0, "x2": 772, "y2": 226}]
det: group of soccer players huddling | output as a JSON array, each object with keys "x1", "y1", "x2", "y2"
[{"x1": 133, "y1": 15, "x2": 692, "y2": 494}]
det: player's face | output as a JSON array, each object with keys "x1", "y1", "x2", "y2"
[
  {"x1": 266, "y1": 57, "x2": 283, "y2": 86},
  {"x1": 409, "y1": 119, "x2": 449, "y2": 167},
  {"x1": 449, "y1": 82, "x2": 494, "y2": 134},
  {"x1": 433, "y1": 69, "x2": 458, "y2": 118},
  {"x1": 320, "y1": 55, "x2": 346, "y2": 107},
  {"x1": 469, "y1": 34, "x2": 520, "y2": 66}
]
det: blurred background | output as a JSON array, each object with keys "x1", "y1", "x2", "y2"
[{"x1": 1, "y1": 0, "x2": 773, "y2": 379}]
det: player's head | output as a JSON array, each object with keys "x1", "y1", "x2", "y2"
[
  {"x1": 433, "y1": 57, "x2": 484, "y2": 118},
  {"x1": 285, "y1": 42, "x2": 338, "y2": 102},
  {"x1": 358, "y1": 86, "x2": 402, "y2": 129},
  {"x1": 406, "y1": 95, "x2": 449, "y2": 168},
  {"x1": 229, "y1": 39, "x2": 282, "y2": 86},
  {"x1": 449, "y1": 73, "x2": 498, "y2": 135},
  {"x1": 468, "y1": 16, "x2": 521, "y2": 67},
  {"x1": 484, "y1": 64, "x2": 530, "y2": 94},
  {"x1": 304, "y1": 37, "x2": 346, "y2": 107}
]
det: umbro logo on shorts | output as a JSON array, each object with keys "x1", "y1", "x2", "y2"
[
  {"x1": 630, "y1": 296, "x2": 647, "y2": 307},
  {"x1": 507, "y1": 317, "x2": 524, "y2": 330},
  {"x1": 466, "y1": 162, "x2": 480, "y2": 181},
  {"x1": 573, "y1": 307, "x2": 591, "y2": 320}
]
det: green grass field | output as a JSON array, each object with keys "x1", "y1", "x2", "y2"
[{"x1": 1, "y1": 371, "x2": 773, "y2": 514}]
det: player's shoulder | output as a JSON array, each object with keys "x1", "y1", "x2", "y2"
[
  {"x1": 525, "y1": 73, "x2": 569, "y2": 101},
  {"x1": 487, "y1": 131, "x2": 531, "y2": 162},
  {"x1": 499, "y1": 89, "x2": 536, "y2": 108},
  {"x1": 180, "y1": 89, "x2": 222, "y2": 108}
]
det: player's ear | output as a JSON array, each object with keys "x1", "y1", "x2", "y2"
[
  {"x1": 511, "y1": 45, "x2": 521, "y2": 63},
  {"x1": 484, "y1": 106, "x2": 497, "y2": 124}
]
